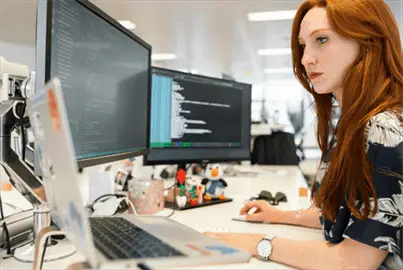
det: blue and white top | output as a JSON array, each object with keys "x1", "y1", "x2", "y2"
[{"x1": 315, "y1": 111, "x2": 403, "y2": 269}]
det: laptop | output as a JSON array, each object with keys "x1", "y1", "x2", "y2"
[{"x1": 26, "y1": 77, "x2": 251, "y2": 269}]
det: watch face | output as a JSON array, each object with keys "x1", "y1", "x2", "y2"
[{"x1": 257, "y1": 239, "x2": 272, "y2": 258}]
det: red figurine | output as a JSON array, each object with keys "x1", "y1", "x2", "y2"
[{"x1": 176, "y1": 169, "x2": 187, "y2": 186}]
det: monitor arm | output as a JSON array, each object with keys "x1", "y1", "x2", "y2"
[
  {"x1": 0, "y1": 59, "x2": 44, "y2": 206},
  {"x1": 0, "y1": 98, "x2": 45, "y2": 206},
  {"x1": 0, "y1": 63, "x2": 76, "y2": 262}
]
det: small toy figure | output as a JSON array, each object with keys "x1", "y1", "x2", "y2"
[
  {"x1": 176, "y1": 169, "x2": 187, "y2": 186},
  {"x1": 186, "y1": 177, "x2": 199, "y2": 206},
  {"x1": 176, "y1": 185, "x2": 187, "y2": 208},
  {"x1": 201, "y1": 164, "x2": 228, "y2": 201},
  {"x1": 196, "y1": 185, "x2": 204, "y2": 204},
  {"x1": 175, "y1": 169, "x2": 187, "y2": 208},
  {"x1": 188, "y1": 192, "x2": 198, "y2": 206}
]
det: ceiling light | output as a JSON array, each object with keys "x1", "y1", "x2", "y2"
[
  {"x1": 264, "y1": 68, "x2": 293, "y2": 74},
  {"x1": 151, "y1": 53, "x2": 177, "y2": 61},
  {"x1": 258, "y1": 48, "x2": 291, "y2": 56},
  {"x1": 118, "y1": 20, "x2": 136, "y2": 30},
  {"x1": 248, "y1": 10, "x2": 297, "y2": 22}
]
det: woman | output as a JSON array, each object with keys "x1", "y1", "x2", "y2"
[{"x1": 205, "y1": 0, "x2": 403, "y2": 269}]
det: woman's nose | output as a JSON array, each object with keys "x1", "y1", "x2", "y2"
[{"x1": 301, "y1": 47, "x2": 318, "y2": 67}]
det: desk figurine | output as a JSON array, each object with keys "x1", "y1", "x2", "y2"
[
  {"x1": 175, "y1": 168, "x2": 187, "y2": 208},
  {"x1": 197, "y1": 185, "x2": 204, "y2": 204},
  {"x1": 186, "y1": 177, "x2": 199, "y2": 206},
  {"x1": 201, "y1": 164, "x2": 228, "y2": 201}
]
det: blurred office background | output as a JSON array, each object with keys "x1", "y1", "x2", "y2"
[{"x1": 1, "y1": 0, "x2": 401, "y2": 179}]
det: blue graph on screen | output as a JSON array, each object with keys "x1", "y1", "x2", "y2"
[{"x1": 150, "y1": 75, "x2": 172, "y2": 144}]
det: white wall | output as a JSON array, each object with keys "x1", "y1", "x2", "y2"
[
  {"x1": 251, "y1": 79, "x2": 319, "y2": 149},
  {"x1": 0, "y1": 41, "x2": 35, "y2": 70}
]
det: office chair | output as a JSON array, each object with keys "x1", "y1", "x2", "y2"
[{"x1": 251, "y1": 131, "x2": 299, "y2": 165}]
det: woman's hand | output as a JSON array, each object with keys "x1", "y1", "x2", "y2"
[
  {"x1": 240, "y1": 200, "x2": 283, "y2": 223},
  {"x1": 204, "y1": 232, "x2": 265, "y2": 256}
]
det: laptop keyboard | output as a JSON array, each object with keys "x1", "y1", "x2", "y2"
[{"x1": 89, "y1": 217, "x2": 185, "y2": 260}]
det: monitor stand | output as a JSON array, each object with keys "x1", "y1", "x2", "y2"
[
  {"x1": 165, "y1": 163, "x2": 233, "y2": 210},
  {"x1": 13, "y1": 206, "x2": 76, "y2": 263}
]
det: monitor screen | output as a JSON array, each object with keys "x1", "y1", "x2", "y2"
[
  {"x1": 35, "y1": 0, "x2": 151, "y2": 169},
  {"x1": 144, "y1": 67, "x2": 251, "y2": 165}
]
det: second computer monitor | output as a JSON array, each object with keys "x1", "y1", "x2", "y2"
[{"x1": 144, "y1": 67, "x2": 252, "y2": 165}]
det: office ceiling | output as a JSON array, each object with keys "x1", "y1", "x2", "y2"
[{"x1": 0, "y1": 0, "x2": 402, "y2": 86}]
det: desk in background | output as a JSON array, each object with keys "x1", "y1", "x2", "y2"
[
  {"x1": 0, "y1": 165, "x2": 323, "y2": 270},
  {"x1": 251, "y1": 124, "x2": 286, "y2": 137}
]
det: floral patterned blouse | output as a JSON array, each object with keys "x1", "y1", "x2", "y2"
[{"x1": 315, "y1": 111, "x2": 403, "y2": 269}]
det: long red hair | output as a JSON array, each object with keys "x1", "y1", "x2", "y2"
[{"x1": 291, "y1": 0, "x2": 403, "y2": 221}]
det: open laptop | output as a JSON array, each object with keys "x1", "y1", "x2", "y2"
[{"x1": 27, "y1": 78, "x2": 251, "y2": 269}]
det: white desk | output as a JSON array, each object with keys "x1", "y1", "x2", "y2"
[
  {"x1": 1, "y1": 165, "x2": 323, "y2": 269},
  {"x1": 251, "y1": 124, "x2": 285, "y2": 136}
]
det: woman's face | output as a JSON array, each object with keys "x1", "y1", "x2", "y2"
[{"x1": 298, "y1": 7, "x2": 360, "y2": 99}]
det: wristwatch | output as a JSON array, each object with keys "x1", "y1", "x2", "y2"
[{"x1": 257, "y1": 235, "x2": 276, "y2": 261}]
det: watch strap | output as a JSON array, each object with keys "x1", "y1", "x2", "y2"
[{"x1": 263, "y1": 235, "x2": 276, "y2": 242}]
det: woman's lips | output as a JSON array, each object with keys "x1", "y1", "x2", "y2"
[{"x1": 309, "y1": 73, "x2": 323, "y2": 80}]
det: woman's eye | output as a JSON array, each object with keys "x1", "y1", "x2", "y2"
[
  {"x1": 300, "y1": 44, "x2": 306, "y2": 50},
  {"x1": 316, "y1": 36, "x2": 328, "y2": 44}
]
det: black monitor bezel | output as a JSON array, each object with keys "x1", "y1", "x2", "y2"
[
  {"x1": 143, "y1": 67, "x2": 252, "y2": 166},
  {"x1": 43, "y1": 0, "x2": 151, "y2": 168}
]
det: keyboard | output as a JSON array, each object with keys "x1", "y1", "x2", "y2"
[{"x1": 89, "y1": 217, "x2": 185, "y2": 260}]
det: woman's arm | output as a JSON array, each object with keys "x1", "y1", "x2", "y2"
[
  {"x1": 205, "y1": 232, "x2": 388, "y2": 269},
  {"x1": 240, "y1": 201, "x2": 322, "y2": 229},
  {"x1": 278, "y1": 207, "x2": 322, "y2": 229},
  {"x1": 270, "y1": 237, "x2": 388, "y2": 269}
]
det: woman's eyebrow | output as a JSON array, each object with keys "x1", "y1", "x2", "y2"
[{"x1": 298, "y1": 27, "x2": 331, "y2": 42}]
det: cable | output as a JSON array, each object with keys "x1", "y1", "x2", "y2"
[
  {"x1": 0, "y1": 194, "x2": 11, "y2": 254},
  {"x1": 39, "y1": 235, "x2": 50, "y2": 270},
  {"x1": 92, "y1": 193, "x2": 125, "y2": 205},
  {"x1": 20, "y1": 101, "x2": 26, "y2": 161},
  {"x1": 165, "y1": 184, "x2": 176, "y2": 219},
  {"x1": 88, "y1": 193, "x2": 126, "y2": 213},
  {"x1": 126, "y1": 199, "x2": 137, "y2": 216}
]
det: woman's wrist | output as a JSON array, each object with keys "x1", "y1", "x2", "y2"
[
  {"x1": 277, "y1": 208, "x2": 322, "y2": 229},
  {"x1": 261, "y1": 210, "x2": 294, "y2": 225},
  {"x1": 262, "y1": 209, "x2": 286, "y2": 224},
  {"x1": 277, "y1": 210, "x2": 303, "y2": 226}
]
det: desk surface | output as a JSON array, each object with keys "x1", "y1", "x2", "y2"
[
  {"x1": 1, "y1": 165, "x2": 323, "y2": 269},
  {"x1": 251, "y1": 124, "x2": 285, "y2": 136}
]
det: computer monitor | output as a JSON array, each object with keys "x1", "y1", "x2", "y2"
[
  {"x1": 35, "y1": 0, "x2": 151, "y2": 170},
  {"x1": 144, "y1": 67, "x2": 252, "y2": 166}
]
